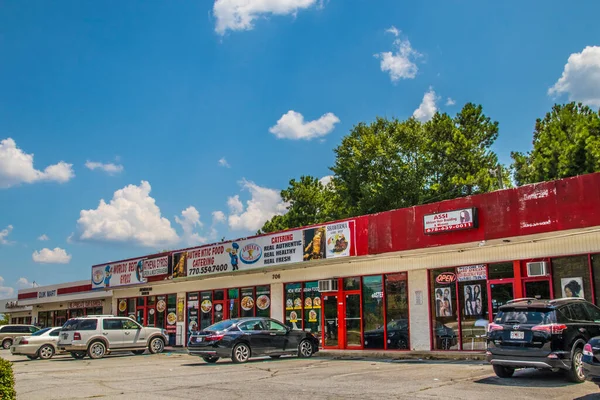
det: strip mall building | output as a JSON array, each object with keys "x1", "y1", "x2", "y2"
[{"x1": 12, "y1": 173, "x2": 600, "y2": 352}]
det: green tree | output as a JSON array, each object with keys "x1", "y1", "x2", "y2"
[
  {"x1": 0, "y1": 314, "x2": 8, "y2": 325},
  {"x1": 258, "y1": 176, "x2": 337, "y2": 234},
  {"x1": 511, "y1": 102, "x2": 600, "y2": 186}
]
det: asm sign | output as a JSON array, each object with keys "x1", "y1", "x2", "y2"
[{"x1": 435, "y1": 272, "x2": 457, "y2": 285}]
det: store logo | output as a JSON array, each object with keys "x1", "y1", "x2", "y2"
[
  {"x1": 240, "y1": 243, "x2": 262, "y2": 264},
  {"x1": 435, "y1": 272, "x2": 456, "y2": 285}
]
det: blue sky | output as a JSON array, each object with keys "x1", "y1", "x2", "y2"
[{"x1": 1, "y1": 0, "x2": 599, "y2": 297}]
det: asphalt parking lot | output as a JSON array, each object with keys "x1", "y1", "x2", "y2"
[{"x1": 4, "y1": 351, "x2": 600, "y2": 400}]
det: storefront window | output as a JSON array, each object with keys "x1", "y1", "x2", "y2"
[
  {"x1": 430, "y1": 269, "x2": 459, "y2": 350},
  {"x1": 488, "y1": 262, "x2": 514, "y2": 280},
  {"x1": 214, "y1": 290, "x2": 225, "y2": 301},
  {"x1": 38, "y1": 311, "x2": 50, "y2": 328},
  {"x1": 86, "y1": 307, "x2": 102, "y2": 316},
  {"x1": 552, "y1": 256, "x2": 592, "y2": 301},
  {"x1": 303, "y1": 282, "x2": 321, "y2": 336},
  {"x1": 228, "y1": 289, "x2": 240, "y2": 318},
  {"x1": 187, "y1": 292, "x2": 199, "y2": 334},
  {"x1": 256, "y1": 286, "x2": 271, "y2": 318},
  {"x1": 285, "y1": 283, "x2": 302, "y2": 330},
  {"x1": 593, "y1": 254, "x2": 600, "y2": 306},
  {"x1": 137, "y1": 297, "x2": 145, "y2": 307},
  {"x1": 200, "y1": 291, "x2": 212, "y2": 330},
  {"x1": 241, "y1": 287, "x2": 255, "y2": 318},
  {"x1": 458, "y1": 280, "x2": 488, "y2": 350},
  {"x1": 344, "y1": 277, "x2": 361, "y2": 291},
  {"x1": 166, "y1": 294, "x2": 177, "y2": 345},
  {"x1": 156, "y1": 295, "x2": 166, "y2": 329},
  {"x1": 362, "y1": 275, "x2": 384, "y2": 349},
  {"x1": 385, "y1": 273, "x2": 409, "y2": 350}
]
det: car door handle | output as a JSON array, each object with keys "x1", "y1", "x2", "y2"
[
  {"x1": 103, "y1": 332, "x2": 108, "y2": 335},
  {"x1": 125, "y1": 331, "x2": 131, "y2": 335}
]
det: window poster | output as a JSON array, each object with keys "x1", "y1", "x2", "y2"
[
  {"x1": 463, "y1": 284, "x2": 482, "y2": 316},
  {"x1": 241, "y1": 287, "x2": 255, "y2": 317},
  {"x1": 285, "y1": 283, "x2": 302, "y2": 329},
  {"x1": 435, "y1": 287, "x2": 453, "y2": 317},
  {"x1": 187, "y1": 293, "x2": 199, "y2": 333},
  {"x1": 561, "y1": 277, "x2": 584, "y2": 298},
  {"x1": 256, "y1": 286, "x2": 271, "y2": 318}
]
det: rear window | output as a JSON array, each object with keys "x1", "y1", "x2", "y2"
[
  {"x1": 32, "y1": 327, "x2": 52, "y2": 336},
  {"x1": 205, "y1": 320, "x2": 236, "y2": 332},
  {"x1": 495, "y1": 308, "x2": 556, "y2": 325},
  {"x1": 62, "y1": 319, "x2": 98, "y2": 331}
]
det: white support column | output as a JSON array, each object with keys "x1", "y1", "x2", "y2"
[
  {"x1": 408, "y1": 269, "x2": 431, "y2": 351},
  {"x1": 270, "y1": 282, "x2": 284, "y2": 321}
]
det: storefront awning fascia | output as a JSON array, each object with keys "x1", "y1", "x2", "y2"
[{"x1": 18, "y1": 290, "x2": 113, "y2": 307}]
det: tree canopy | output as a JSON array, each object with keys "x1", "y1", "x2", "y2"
[{"x1": 511, "y1": 102, "x2": 600, "y2": 186}]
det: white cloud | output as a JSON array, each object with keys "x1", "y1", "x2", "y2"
[
  {"x1": 228, "y1": 179, "x2": 288, "y2": 232},
  {"x1": 85, "y1": 161, "x2": 124, "y2": 175},
  {"x1": 32, "y1": 247, "x2": 72, "y2": 264},
  {"x1": 446, "y1": 97, "x2": 456, "y2": 106},
  {"x1": 212, "y1": 210, "x2": 226, "y2": 224},
  {"x1": 175, "y1": 206, "x2": 207, "y2": 246},
  {"x1": 0, "y1": 276, "x2": 15, "y2": 299},
  {"x1": 227, "y1": 195, "x2": 244, "y2": 214},
  {"x1": 38, "y1": 234, "x2": 49, "y2": 241},
  {"x1": 548, "y1": 46, "x2": 600, "y2": 106},
  {"x1": 413, "y1": 87, "x2": 439, "y2": 122},
  {"x1": 218, "y1": 157, "x2": 231, "y2": 168},
  {"x1": 269, "y1": 110, "x2": 340, "y2": 140},
  {"x1": 319, "y1": 175, "x2": 333, "y2": 187},
  {"x1": 16, "y1": 277, "x2": 33, "y2": 289},
  {"x1": 0, "y1": 138, "x2": 75, "y2": 189},
  {"x1": 77, "y1": 181, "x2": 179, "y2": 248},
  {"x1": 375, "y1": 29, "x2": 421, "y2": 82},
  {"x1": 66, "y1": 233, "x2": 74, "y2": 244},
  {"x1": 0, "y1": 225, "x2": 13, "y2": 245},
  {"x1": 214, "y1": 0, "x2": 319, "y2": 35}
]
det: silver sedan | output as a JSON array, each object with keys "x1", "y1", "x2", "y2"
[{"x1": 10, "y1": 327, "x2": 64, "y2": 360}]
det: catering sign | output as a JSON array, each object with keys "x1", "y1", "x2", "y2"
[
  {"x1": 424, "y1": 208, "x2": 477, "y2": 234},
  {"x1": 91, "y1": 258, "x2": 147, "y2": 289},
  {"x1": 142, "y1": 256, "x2": 169, "y2": 278},
  {"x1": 179, "y1": 220, "x2": 355, "y2": 279}
]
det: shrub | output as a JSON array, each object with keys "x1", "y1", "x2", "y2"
[{"x1": 0, "y1": 357, "x2": 16, "y2": 400}]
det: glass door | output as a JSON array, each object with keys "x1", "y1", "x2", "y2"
[
  {"x1": 344, "y1": 293, "x2": 362, "y2": 348},
  {"x1": 524, "y1": 279, "x2": 552, "y2": 299},
  {"x1": 323, "y1": 295, "x2": 339, "y2": 348},
  {"x1": 488, "y1": 281, "x2": 514, "y2": 320}
]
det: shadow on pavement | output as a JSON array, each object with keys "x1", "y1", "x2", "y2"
[
  {"x1": 181, "y1": 356, "x2": 296, "y2": 367},
  {"x1": 574, "y1": 394, "x2": 600, "y2": 399},
  {"x1": 474, "y1": 369, "x2": 579, "y2": 388}
]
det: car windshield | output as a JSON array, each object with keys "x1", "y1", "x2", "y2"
[
  {"x1": 495, "y1": 308, "x2": 556, "y2": 325},
  {"x1": 204, "y1": 320, "x2": 236, "y2": 332},
  {"x1": 31, "y1": 327, "x2": 52, "y2": 336}
]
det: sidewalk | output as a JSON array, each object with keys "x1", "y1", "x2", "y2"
[{"x1": 163, "y1": 347, "x2": 486, "y2": 361}]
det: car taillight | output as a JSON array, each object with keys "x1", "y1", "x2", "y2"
[
  {"x1": 584, "y1": 343, "x2": 594, "y2": 357},
  {"x1": 74, "y1": 332, "x2": 81, "y2": 341},
  {"x1": 531, "y1": 324, "x2": 567, "y2": 335},
  {"x1": 487, "y1": 323, "x2": 503, "y2": 332},
  {"x1": 205, "y1": 334, "x2": 224, "y2": 342},
  {"x1": 20, "y1": 339, "x2": 28, "y2": 344}
]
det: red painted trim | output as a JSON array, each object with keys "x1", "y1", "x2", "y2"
[
  {"x1": 17, "y1": 292, "x2": 37, "y2": 300},
  {"x1": 57, "y1": 284, "x2": 92, "y2": 295},
  {"x1": 427, "y1": 270, "x2": 434, "y2": 351},
  {"x1": 589, "y1": 254, "x2": 596, "y2": 304}
]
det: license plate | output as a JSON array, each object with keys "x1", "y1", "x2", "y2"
[{"x1": 510, "y1": 331, "x2": 524, "y2": 340}]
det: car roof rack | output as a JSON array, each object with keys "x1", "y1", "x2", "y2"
[
  {"x1": 506, "y1": 297, "x2": 538, "y2": 304},
  {"x1": 82, "y1": 315, "x2": 114, "y2": 318}
]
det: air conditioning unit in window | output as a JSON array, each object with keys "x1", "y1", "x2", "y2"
[
  {"x1": 318, "y1": 279, "x2": 338, "y2": 292},
  {"x1": 527, "y1": 261, "x2": 547, "y2": 277}
]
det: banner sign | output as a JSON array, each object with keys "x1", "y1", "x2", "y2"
[
  {"x1": 424, "y1": 208, "x2": 477, "y2": 234},
  {"x1": 37, "y1": 289, "x2": 57, "y2": 299},
  {"x1": 142, "y1": 256, "x2": 169, "y2": 278},
  {"x1": 91, "y1": 257, "x2": 147, "y2": 289},
  {"x1": 68, "y1": 300, "x2": 102, "y2": 309},
  {"x1": 457, "y1": 265, "x2": 487, "y2": 282},
  {"x1": 178, "y1": 220, "x2": 355, "y2": 279}
]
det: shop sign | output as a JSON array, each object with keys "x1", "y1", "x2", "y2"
[
  {"x1": 91, "y1": 257, "x2": 147, "y2": 289},
  {"x1": 178, "y1": 220, "x2": 355, "y2": 279},
  {"x1": 4, "y1": 300, "x2": 21, "y2": 309},
  {"x1": 37, "y1": 289, "x2": 57, "y2": 299},
  {"x1": 457, "y1": 265, "x2": 487, "y2": 282},
  {"x1": 142, "y1": 256, "x2": 169, "y2": 278},
  {"x1": 139, "y1": 286, "x2": 152, "y2": 296},
  {"x1": 68, "y1": 300, "x2": 102, "y2": 309},
  {"x1": 424, "y1": 208, "x2": 477, "y2": 234},
  {"x1": 435, "y1": 272, "x2": 457, "y2": 285},
  {"x1": 177, "y1": 297, "x2": 185, "y2": 322}
]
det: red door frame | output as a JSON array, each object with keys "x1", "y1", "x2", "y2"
[
  {"x1": 321, "y1": 293, "x2": 340, "y2": 349},
  {"x1": 342, "y1": 290, "x2": 363, "y2": 349},
  {"x1": 319, "y1": 277, "x2": 364, "y2": 350}
]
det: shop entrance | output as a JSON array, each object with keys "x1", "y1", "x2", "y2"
[
  {"x1": 321, "y1": 281, "x2": 363, "y2": 349},
  {"x1": 523, "y1": 278, "x2": 552, "y2": 299},
  {"x1": 323, "y1": 295, "x2": 338, "y2": 348}
]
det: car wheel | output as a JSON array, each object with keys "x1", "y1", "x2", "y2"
[
  {"x1": 232, "y1": 343, "x2": 251, "y2": 363},
  {"x1": 2, "y1": 339, "x2": 13, "y2": 349},
  {"x1": 132, "y1": 350, "x2": 145, "y2": 355},
  {"x1": 88, "y1": 341, "x2": 106, "y2": 359},
  {"x1": 492, "y1": 365, "x2": 515, "y2": 378},
  {"x1": 396, "y1": 337, "x2": 409, "y2": 350},
  {"x1": 70, "y1": 351, "x2": 86, "y2": 359},
  {"x1": 149, "y1": 337, "x2": 165, "y2": 354},
  {"x1": 26, "y1": 355, "x2": 38, "y2": 360},
  {"x1": 202, "y1": 356, "x2": 219, "y2": 364},
  {"x1": 38, "y1": 344, "x2": 55, "y2": 360},
  {"x1": 270, "y1": 355, "x2": 281, "y2": 359},
  {"x1": 298, "y1": 339, "x2": 314, "y2": 358},
  {"x1": 566, "y1": 347, "x2": 586, "y2": 383}
]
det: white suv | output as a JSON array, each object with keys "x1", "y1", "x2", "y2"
[{"x1": 57, "y1": 315, "x2": 168, "y2": 359}]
